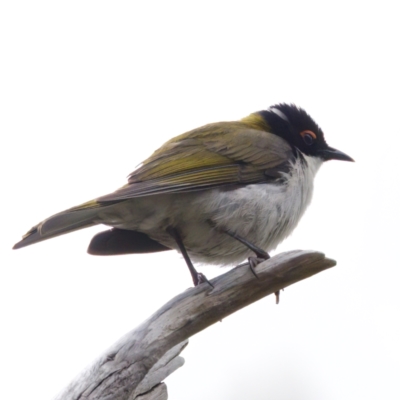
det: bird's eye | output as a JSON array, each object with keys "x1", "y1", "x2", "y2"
[{"x1": 300, "y1": 130, "x2": 316, "y2": 145}]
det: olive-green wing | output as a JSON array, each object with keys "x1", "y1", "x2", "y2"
[
  {"x1": 97, "y1": 121, "x2": 294, "y2": 202},
  {"x1": 13, "y1": 119, "x2": 294, "y2": 250}
]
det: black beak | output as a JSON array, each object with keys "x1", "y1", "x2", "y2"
[{"x1": 319, "y1": 146, "x2": 354, "y2": 162}]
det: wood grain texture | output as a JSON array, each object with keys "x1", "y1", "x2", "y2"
[{"x1": 54, "y1": 250, "x2": 335, "y2": 400}]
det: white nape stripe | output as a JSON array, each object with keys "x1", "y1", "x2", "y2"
[{"x1": 270, "y1": 107, "x2": 290, "y2": 123}]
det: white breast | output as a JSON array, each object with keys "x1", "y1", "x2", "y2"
[
  {"x1": 177, "y1": 154, "x2": 323, "y2": 265},
  {"x1": 104, "y1": 154, "x2": 323, "y2": 266}
]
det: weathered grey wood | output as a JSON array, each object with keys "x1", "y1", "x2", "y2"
[
  {"x1": 135, "y1": 383, "x2": 168, "y2": 400},
  {"x1": 130, "y1": 341, "x2": 187, "y2": 399},
  {"x1": 54, "y1": 250, "x2": 336, "y2": 400}
]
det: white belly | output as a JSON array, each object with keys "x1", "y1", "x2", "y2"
[{"x1": 99, "y1": 155, "x2": 322, "y2": 266}]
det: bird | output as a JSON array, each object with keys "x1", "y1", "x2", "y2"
[{"x1": 13, "y1": 103, "x2": 353, "y2": 286}]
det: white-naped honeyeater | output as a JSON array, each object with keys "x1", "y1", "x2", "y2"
[{"x1": 14, "y1": 103, "x2": 353, "y2": 286}]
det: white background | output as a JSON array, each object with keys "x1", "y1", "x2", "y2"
[{"x1": 1, "y1": 1, "x2": 399, "y2": 399}]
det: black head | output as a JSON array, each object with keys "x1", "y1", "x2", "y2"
[{"x1": 259, "y1": 103, "x2": 353, "y2": 162}]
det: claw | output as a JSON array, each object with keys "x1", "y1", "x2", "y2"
[
  {"x1": 248, "y1": 256, "x2": 266, "y2": 279},
  {"x1": 195, "y1": 272, "x2": 214, "y2": 288}
]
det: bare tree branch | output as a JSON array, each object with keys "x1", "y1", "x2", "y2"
[{"x1": 54, "y1": 250, "x2": 336, "y2": 400}]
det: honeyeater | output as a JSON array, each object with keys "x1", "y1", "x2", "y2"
[{"x1": 13, "y1": 103, "x2": 353, "y2": 285}]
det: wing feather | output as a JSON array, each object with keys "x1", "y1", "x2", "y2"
[{"x1": 97, "y1": 121, "x2": 294, "y2": 203}]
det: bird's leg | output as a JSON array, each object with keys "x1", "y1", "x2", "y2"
[
  {"x1": 225, "y1": 229, "x2": 271, "y2": 276},
  {"x1": 227, "y1": 232, "x2": 270, "y2": 258},
  {"x1": 167, "y1": 227, "x2": 213, "y2": 287},
  {"x1": 209, "y1": 220, "x2": 269, "y2": 273},
  {"x1": 225, "y1": 231, "x2": 281, "y2": 303}
]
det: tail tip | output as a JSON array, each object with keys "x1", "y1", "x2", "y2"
[
  {"x1": 13, "y1": 239, "x2": 29, "y2": 250},
  {"x1": 12, "y1": 227, "x2": 40, "y2": 250},
  {"x1": 12, "y1": 242, "x2": 20, "y2": 250}
]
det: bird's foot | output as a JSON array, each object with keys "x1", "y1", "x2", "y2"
[
  {"x1": 236, "y1": 254, "x2": 270, "y2": 276},
  {"x1": 247, "y1": 256, "x2": 267, "y2": 279},
  {"x1": 247, "y1": 256, "x2": 281, "y2": 304},
  {"x1": 193, "y1": 272, "x2": 214, "y2": 288}
]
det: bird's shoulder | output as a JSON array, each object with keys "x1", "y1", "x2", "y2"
[
  {"x1": 129, "y1": 117, "x2": 293, "y2": 182},
  {"x1": 94, "y1": 117, "x2": 295, "y2": 203}
]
